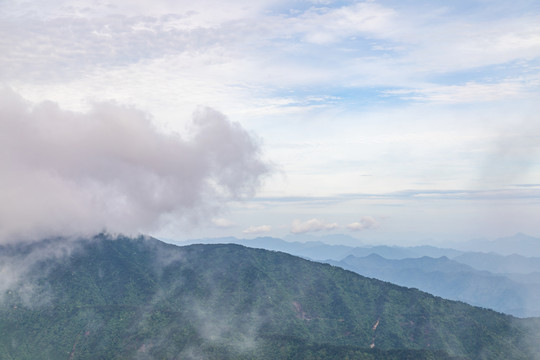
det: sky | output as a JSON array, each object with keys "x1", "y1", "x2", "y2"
[{"x1": 1, "y1": 0, "x2": 540, "y2": 245}]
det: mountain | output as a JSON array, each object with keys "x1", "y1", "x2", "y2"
[
  {"x1": 346, "y1": 245, "x2": 463, "y2": 260},
  {"x1": 453, "y1": 233, "x2": 540, "y2": 257},
  {"x1": 331, "y1": 254, "x2": 540, "y2": 317},
  {"x1": 183, "y1": 236, "x2": 358, "y2": 261},
  {"x1": 182, "y1": 235, "x2": 540, "y2": 316},
  {"x1": 505, "y1": 272, "x2": 540, "y2": 285},
  {"x1": 1, "y1": 235, "x2": 539, "y2": 359},
  {"x1": 182, "y1": 236, "x2": 463, "y2": 261},
  {"x1": 453, "y1": 252, "x2": 540, "y2": 274}
]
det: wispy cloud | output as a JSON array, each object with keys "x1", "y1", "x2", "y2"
[
  {"x1": 287, "y1": 2, "x2": 397, "y2": 45},
  {"x1": 383, "y1": 79, "x2": 536, "y2": 104},
  {"x1": 3, "y1": 1, "x2": 539, "y2": 90},
  {"x1": 254, "y1": 188, "x2": 540, "y2": 205}
]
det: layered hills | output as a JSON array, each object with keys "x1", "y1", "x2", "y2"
[
  {"x1": 329, "y1": 254, "x2": 540, "y2": 317},
  {"x1": 1, "y1": 235, "x2": 539, "y2": 359},
  {"x1": 188, "y1": 235, "x2": 540, "y2": 317}
]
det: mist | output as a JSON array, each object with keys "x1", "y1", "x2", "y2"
[{"x1": 0, "y1": 89, "x2": 269, "y2": 243}]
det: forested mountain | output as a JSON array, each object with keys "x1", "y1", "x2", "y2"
[
  {"x1": 1, "y1": 235, "x2": 539, "y2": 359},
  {"x1": 186, "y1": 236, "x2": 540, "y2": 317}
]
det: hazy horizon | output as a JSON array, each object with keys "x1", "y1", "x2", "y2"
[{"x1": 1, "y1": 0, "x2": 540, "y2": 247}]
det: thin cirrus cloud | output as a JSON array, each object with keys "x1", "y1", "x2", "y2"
[
  {"x1": 0, "y1": 89, "x2": 269, "y2": 243},
  {"x1": 290, "y1": 218, "x2": 338, "y2": 234},
  {"x1": 382, "y1": 79, "x2": 535, "y2": 104},
  {"x1": 285, "y1": 2, "x2": 397, "y2": 45},
  {"x1": 3, "y1": 1, "x2": 539, "y2": 90}
]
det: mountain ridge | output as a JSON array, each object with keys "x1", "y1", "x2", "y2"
[
  {"x1": 329, "y1": 253, "x2": 540, "y2": 317},
  {"x1": 1, "y1": 235, "x2": 539, "y2": 359}
]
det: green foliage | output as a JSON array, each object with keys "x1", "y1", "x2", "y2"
[{"x1": 0, "y1": 235, "x2": 538, "y2": 359}]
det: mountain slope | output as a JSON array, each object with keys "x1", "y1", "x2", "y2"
[
  {"x1": 1, "y1": 235, "x2": 539, "y2": 359},
  {"x1": 330, "y1": 254, "x2": 540, "y2": 317}
]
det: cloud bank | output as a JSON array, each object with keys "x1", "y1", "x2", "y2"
[{"x1": 0, "y1": 89, "x2": 269, "y2": 243}]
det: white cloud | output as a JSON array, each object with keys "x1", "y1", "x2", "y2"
[
  {"x1": 347, "y1": 216, "x2": 379, "y2": 232},
  {"x1": 290, "y1": 218, "x2": 338, "y2": 234},
  {"x1": 0, "y1": 89, "x2": 269, "y2": 243},
  {"x1": 242, "y1": 225, "x2": 272, "y2": 234},
  {"x1": 211, "y1": 218, "x2": 235, "y2": 228}
]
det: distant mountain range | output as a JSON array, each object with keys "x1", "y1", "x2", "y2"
[
  {"x1": 328, "y1": 254, "x2": 540, "y2": 317},
  {"x1": 180, "y1": 235, "x2": 464, "y2": 261},
  {"x1": 2, "y1": 235, "x2": 540, "y2": 359},
  {"x1": 184, "y1": 232, "x2": 540, "y2": 260},
  {"x1": 180, "y1": 234, "x2": 540, "y2": 317},
  {"x1": 452, "y1": 233, "x2": 540, "y2": 257},
  {"x1": 453, "y1": 252, "x2": 540, "y2": 274}
]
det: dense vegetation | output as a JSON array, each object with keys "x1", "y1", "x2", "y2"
[{"x1": 0, "y1": 235, "x2": 539, "y2": 359}]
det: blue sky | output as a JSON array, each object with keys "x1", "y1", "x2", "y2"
[{"x1": 1, "y1": 0, "x2": 540, "y2": 245}]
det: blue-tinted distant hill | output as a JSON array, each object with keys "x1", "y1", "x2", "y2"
[
  {"x1": 453, "y1": 252, "x2": 540, "y2": 274},
  {"x1": 329, "y1": 254, "x2": 540, "y2": 317},
  {"x1": 181, "y1": 235, "x2": 463, "y2": 261},
  {"x1": 452, "y1": 233, "x2": 540, "y2": 257}
]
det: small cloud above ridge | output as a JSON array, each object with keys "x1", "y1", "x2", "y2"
[
  {"x1": 212, "y1": 218, "x2": 236, "y2": 228},
  {"x1": 243, "y1": 225, "x2": 272, "y2": 235},
  {"x1": 290, "y1": 218, "x2": 338, "y2": 234},
  {"x1": 347, "y1": 216, "x2": 379, "y2": 231}
]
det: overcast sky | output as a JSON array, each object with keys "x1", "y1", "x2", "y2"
[{"x1": 2, "y1": 0, "x2": 540, "y2": 245}]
